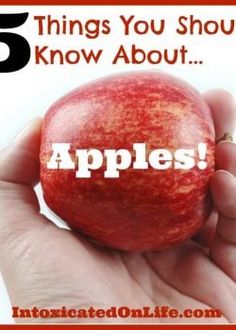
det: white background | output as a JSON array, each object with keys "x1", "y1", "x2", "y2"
[{"x1": 0, "y1": 6, "x2": 236, "y2": 324}]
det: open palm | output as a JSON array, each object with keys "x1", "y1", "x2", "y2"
[{"x1": 0, "y1": 90, "x2": 236, "y2": 323}]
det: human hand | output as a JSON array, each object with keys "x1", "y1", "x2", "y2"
[{"x1": 0, "y1": 90, "x2": 235, "y2": 323}]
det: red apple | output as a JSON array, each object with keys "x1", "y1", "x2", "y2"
[{"x1": 40, "y1": 71, "x2": 215, "y2": 251}]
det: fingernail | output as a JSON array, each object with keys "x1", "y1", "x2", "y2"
[
  {"x1": 216, "y1": 169, "x2": 235, "y2": 180},
  {"x1": 217, "y1": 140, "x2": 236, "y2": 148},
  {"x1": 216, "y1": 133, "x2": 234, "y2": 144}
]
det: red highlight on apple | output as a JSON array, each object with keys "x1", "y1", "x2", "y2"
[{"x1": 46, "y1": 142, "x2": 208, "y2": 178}]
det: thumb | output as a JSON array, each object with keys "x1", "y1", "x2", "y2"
[
  {"x1": 0, "y1": 117, "x2": 46, "y2": 250},
  {"x1": 0, "y1": 118, "x2": 42, "y2": 185},
  {"x1": 0, "y1": 118, "x2": 61, "y2": 309}
]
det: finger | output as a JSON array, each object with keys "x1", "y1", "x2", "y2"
[
  {"x1": 206, "y1": 90, "x2": 236, "y2": 281},
  {"x1": 0, "y1": 118, "x2": 42, "y2": 185},
  {"x1": 144, "y1": 240, "x2": 236, "y2": 321},
  {"x1": 195, "y1": 90, "x2": 236, "y2": 248},
  {"x1": 0, "y1": 120, "x2": 93, "y2": 312},
  {"x1": 0, "y1": 118, "x2": 43, "y2": 221},
  {"x1": 192, "y1": 209, "x2": 217, "y2": 248},
  {"x1": 210, "y1": 170, "x2": 236, "y2": 281},
  {"x1": 0, "y1": 118, "x2": 62, "y2": 308},
  {"x1": 210, "y1": 169, "x2": 236, "y2": 223},
  {"x1": 0, "y1": 118, "x2": 49, "y2": 250},
  {"x1": 203, "y1": 89, "x2": 236, "y2": 141},
  {"x1": 215, "y1": 141, "x2": 236, "y2": 175}
]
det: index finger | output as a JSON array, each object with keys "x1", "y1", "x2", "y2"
[{"x1": 203, "y1": 89, "x2": 236, "y2": 141}]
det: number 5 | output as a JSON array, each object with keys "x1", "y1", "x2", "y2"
[{"x1": 0, "y1": 13, "x2": 30, "y2": 72}]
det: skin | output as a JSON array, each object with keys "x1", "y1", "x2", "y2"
[{"x1": 0, "y1": 90, "x2": 235, "y2": 323}]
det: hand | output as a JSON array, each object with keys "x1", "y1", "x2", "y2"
[{"x1": 0, "y1": 90, "x2": 236, "y2": 324}]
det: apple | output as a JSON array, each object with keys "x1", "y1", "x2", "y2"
[{"x1": 40, "y1": 71, "x2": 215, "y2": 251}]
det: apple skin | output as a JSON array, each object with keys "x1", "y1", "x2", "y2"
[{"x1": 40, "y1": 71, "x2": 215, "y2": 251}]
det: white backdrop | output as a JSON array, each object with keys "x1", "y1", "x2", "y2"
[{"x1": 0, "y1": 6, "x2": 236, "y2": 324}]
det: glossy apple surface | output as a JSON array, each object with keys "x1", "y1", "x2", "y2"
[{"x1": 40, "y1": 71, "x2": 215, "y2": 251}]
